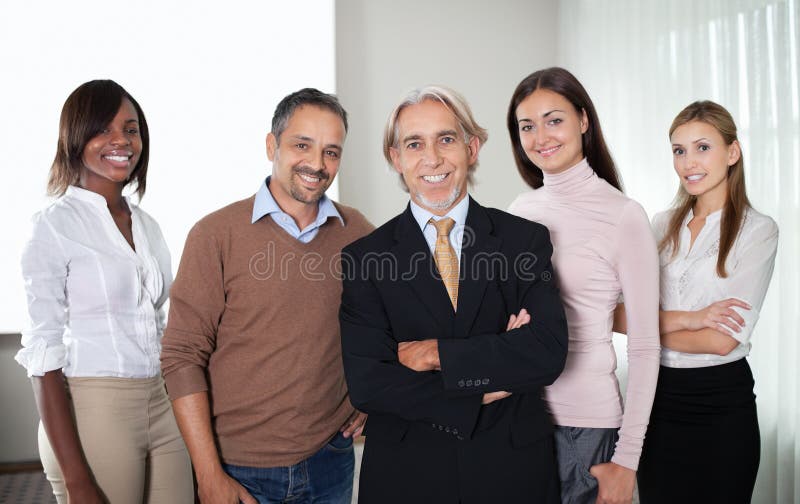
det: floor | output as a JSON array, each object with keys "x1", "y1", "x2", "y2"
[
  {"x1": 0, "y1": 470, "x2": 55, "y2": 503},
  {"x1": 0, "y1": 443, "x2": 638, "y2": 503}
]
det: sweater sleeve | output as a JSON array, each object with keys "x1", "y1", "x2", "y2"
[
  {"x1": 611, "y1": 200, "x2": 661, "y2": 470},
  {"x1": 160, "y1": 221, "x2": 226, "y2": 400}
]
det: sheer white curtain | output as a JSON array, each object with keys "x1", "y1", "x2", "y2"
[{"x1": 558, "y1": 1, "x2": 799, "y2": 502}]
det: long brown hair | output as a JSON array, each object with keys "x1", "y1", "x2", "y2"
[
  {"x1": 660, "y1": 100, "x2": 750, "y2": 277},
  {"x1": 507, "y1": 67, "x2": 622, "y2": 191},
  {"x1": 48, "y1": 80, "x2": 150, "y2": 199}
]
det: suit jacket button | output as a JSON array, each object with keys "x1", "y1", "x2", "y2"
[
  {"x1": 458, "y1": 380, "x2": 465, "y2": 388},
  {"x1": 453, "y1": 429, "x2": 458, "y2": 435},
  {"x1": 457, "y1": 435, "x2": 464, "y2": 441},
  {"x1": 445, "y1": 427, "x2": 450, "y2": 433},
  {"x1": 438, "y1": 425, "x2": 443, "y2": 431},
  {"x1": 466, "y1": 379, "x2": 473, "y2": 386},
  {"x1": 482, "y1": 378, "x2": 490, "y2": 385}
]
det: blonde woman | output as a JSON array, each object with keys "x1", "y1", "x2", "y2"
[{"x1": 636, "y1": 101, "x2": 778, "y2": 503}]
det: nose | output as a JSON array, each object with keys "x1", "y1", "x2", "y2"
[
  {"x1": 307, "y1": 148, "x2": 325, "y2": 171},
  {"x1": 534, "y1": 126, "x2": 549, "y2": 147},
  {"x1": 421, "y1": 143, "x2": 443, "y2": 168},
  {"x1": 109, "y1": 129, "x2": 131, "y2": 146},
  {"x1": 683, "y1": 152, "x2": 698, "y2": 170}
]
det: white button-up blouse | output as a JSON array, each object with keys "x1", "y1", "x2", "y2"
[
  {"x1": 653, "y1": 206, "x2": 779, "y2": 368},
  {"x1": 15, "y1": 186, "x2": 172, "y2": 378}
]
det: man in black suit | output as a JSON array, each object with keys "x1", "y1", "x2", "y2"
[{"x1": 340, "y1": 85, "x2": 568, "y2": 503}]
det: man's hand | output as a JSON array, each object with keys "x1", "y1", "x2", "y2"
[
  {"x1": 398, "y1": 339, "x2": 440, "y2": 371},
  {"x1": 481, "y1": 391, "x2": 512, "y2": 404},
  {"x1": 589, "y1": 462, "x2": 635, "y2": 504},
  {"x1": 481, "y1": 309, "x2": 531, "y2": 404},
  {"x1": 197, "y1": 468, "x2": 257, "y2": 504},
  {"x1": 506, "y1": 308, "x2": 531, "y2": 331},
  {"x1": 340, "y1": 409, "x2": 367, "y2": 438}
]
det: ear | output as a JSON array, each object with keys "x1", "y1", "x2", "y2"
[
  {"x1": 266, "y1": 133, "x2": 277, "y2": 162},
  {"x1": 728, "y1": 140, "x2": 741, "y2": 167},
  {"x1": 389, "y1": 146, "x2": 403, "y2": 174},
  {"x1": 467, "y1": 135, "x2": 481, "y2": 165},
  {"x1": 580, "y1": 109, "x2": 589, "y2": 134}
]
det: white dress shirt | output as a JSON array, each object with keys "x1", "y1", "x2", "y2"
[
  {"x1": 409, "y1": 194, "x2": 470, "y2": 269},
  {"x1": 653, "y1": 207, "x2": 779, "y2": 368},
  {"x1": 15, "y1": 186, "x2": 172, "y2": 378}
]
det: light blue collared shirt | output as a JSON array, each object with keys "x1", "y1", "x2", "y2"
[
  {"x1": 251, "y1": 177, "x2": 343, "y2": 243},
  {"x1": 409, "y1": 195, "x2": 470, "y2": 267}
]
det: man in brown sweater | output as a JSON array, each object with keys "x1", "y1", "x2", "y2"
[{"x1": 161, "y1": 88, "x2": 373, "y2": 504}]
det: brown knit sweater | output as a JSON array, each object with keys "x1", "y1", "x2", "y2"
[{"x1": 161, "y1": 195, "x2": 373, "y2": 467}]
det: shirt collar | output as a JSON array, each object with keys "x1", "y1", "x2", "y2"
[
  {"x1": 65, "y1": 185, "x2": 132, "y2": 211},
  {"x1": 252, "y1": 176, "x2": 344, "y2": 226},
  {"x1": 409, "y1": 194, "x2": 470, "y2": 232}
]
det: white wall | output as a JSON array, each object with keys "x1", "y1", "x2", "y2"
[
  {"x1": 335, "y1": 0, "x2": 559, "y2": 225},
  {"x1": 0, "y1": 0, "x2": 335, "y2": 462}
]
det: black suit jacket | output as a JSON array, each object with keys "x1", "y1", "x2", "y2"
[{"x1": 340, "y1": 197, "x2": 568, "y2": 504}]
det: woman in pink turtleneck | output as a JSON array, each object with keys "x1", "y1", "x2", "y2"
[{"x1": 506, "y1": 68, "x2": 660, "y2": 504}]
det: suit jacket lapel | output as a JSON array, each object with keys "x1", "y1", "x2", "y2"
[
  {"x1": 454, "y1": 197, "x2": 502, "y2": 339},
  {"x1": 391, "y1": 205, "x2": 455, "y2": 335}
]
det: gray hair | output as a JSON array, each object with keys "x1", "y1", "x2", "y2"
[
  {"x1": 271, "y1": 88, "x2": 348, "y2": 141},
  {"x1": 383, "y1": 85, "x2": 488, "y2": 191}
]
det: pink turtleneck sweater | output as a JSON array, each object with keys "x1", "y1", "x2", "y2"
[{"x1": 508, "y1": 159, "x2": 660, "y2": 470}]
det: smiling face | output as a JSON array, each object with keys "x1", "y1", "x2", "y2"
[
  {"x1": 389, "y1": 99, "x2": 479, "y2": 215},
  {"x1": 80, "y1": 98, "x2": 142, "y2": 188},
  {"x1": 515, "y1": 88, "x2": 587, "y2": 175},
  {"x1": 670, "y1": 120, "x2": 740, "y2": 204},
  {"x1": 266, "y1": 104, "x2": 345, "y2": 209}
]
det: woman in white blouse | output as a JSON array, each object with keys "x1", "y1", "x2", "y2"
[
  {"x1": 16, "y1": 80, "x2": 193, "y2": 503},
  {"x1": 634, "y1": 101, "x2": 779, "y2": 503}
]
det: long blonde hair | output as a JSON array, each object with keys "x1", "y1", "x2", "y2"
[{"x1": 659, "y1": 100, "x2": 750, "y2": 277}]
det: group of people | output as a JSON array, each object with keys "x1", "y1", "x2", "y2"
[{"x1": 16, "y1": 67, "x2": 778, "y2": 504}]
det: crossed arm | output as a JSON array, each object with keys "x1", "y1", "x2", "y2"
[{"x1": 339, "y1": 230, "x2": 568, "y2": 437}]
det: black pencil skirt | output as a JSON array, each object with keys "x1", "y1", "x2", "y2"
[{"x1": 637, "y1": 358, "x2": 760, "y2": 504}]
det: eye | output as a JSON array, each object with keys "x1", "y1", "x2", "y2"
[
  {"x1": 406, "y1": 141, "x2": 421, "y2": 150},
  {"x1": 698, "y1": 144, "x2": 710, "y2": 152},
  {"x1": 672, "y1": 147, "x2": 684, "y2": 155},
  {"x1": 440, "y1": 136, "x2": 456, "y2": 145},
  {"x1": 126, "y1": 128, "x2": 139, "y2": 135},
  {"x1": 547, "y1": 118, "x2": 563, "y2": 126},
  {"x1": 296, "y1": 143, "x2": 308, "y2": 150},
  {"x1": 325, "y1": 150, "x2": 339, "y2": 159},
  {"x1": 520, "y1": 124, "x2": 533, "y2": 133}
]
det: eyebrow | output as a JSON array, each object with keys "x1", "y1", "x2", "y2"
[
  {"x1": 124, "y1": 119, "x2": 139, "y2": 124},
  {"x1": 401, "y1": 129, "x2": 459, "y2": 143},
  {"x1": 517, "y1": 109, "x2": 566, "y2": 123},
  {"x1": 672, "y1": 137, "x2": 711, "y2": 147},
  {"x1": 290, "y1": 134, "x2": 342, "y2": 150}
]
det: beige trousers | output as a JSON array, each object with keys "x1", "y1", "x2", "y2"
[{"x1": 38, "y1": 376, "x2": 194, "y2": 503}]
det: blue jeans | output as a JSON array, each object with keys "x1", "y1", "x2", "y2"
[{"x1": 222, "y1": 432, "x2": 354, "y2": 504}]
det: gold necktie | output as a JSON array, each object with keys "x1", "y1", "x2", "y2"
[{"x1": 430, "y1": 218, "x2": 458, "y2": 310}]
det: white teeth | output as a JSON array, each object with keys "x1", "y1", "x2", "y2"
[
  {"x1": 299, "y1": 174, "x2": 320, "y2": 183},
  {"x1": 423, "y1": 174, "x2": 447, "y2": 183},
  {"x1": 539, "y1": 146, "x2": 560, "y2": 155},
  {"x1": 687, "y1": 174, "x2": 705, "y2": 181},
  {"x1": 104, "y1": 155, "x2": 129, "y2": 162}
]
